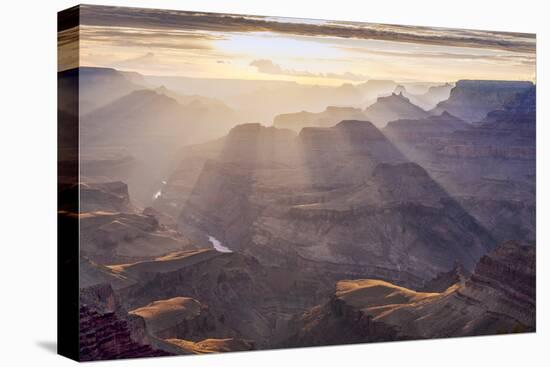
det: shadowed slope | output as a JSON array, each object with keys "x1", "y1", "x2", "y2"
[
  {"x1": 174, "y1": 121, "x2": 494, "y2": 280},
  {"x1": 384, "y1": 89, "x2": 536, "y2": 244},
  {"x1": 431, "y1": 80, "x2": 534, "y2": 122}
]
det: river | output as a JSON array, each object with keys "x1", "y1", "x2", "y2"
[{"x1": 208, "y1": 235, "x2": 232, "y2": 253}]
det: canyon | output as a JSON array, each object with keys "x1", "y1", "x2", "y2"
[{"x1": 59, "y1": 67, "x2": 536, "y2": 359}]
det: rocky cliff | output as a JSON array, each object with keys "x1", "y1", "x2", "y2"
[
  {"x1": 79, "y1": 210, "x2": 193, "y2": 265},
  {"x1": 432, "y1": 80, "x2": 534, "y2": 122},
  {"x1": 79, "y1": 181, "x2": 135, "y2": 213},
  {"x1": 176, "y1": 122, "x2": 494, "y2": 281},
  {"x1": 383, "y1": 87, "x2": 535, "y2": 244},
  {"x1": 394, "y1": 83, "x2": 453, "y2": 110},
  {"x1": 479, "y1": 85, "x2": 536, "y2": 127},
  {"x1": 79, "y1": 284, "x2": 171, "y2": 361},
  {"x1": 364, "y1": 92, "x2": 429, "y2": 127},
  {"x1": 273, "y1": 106, "x2": 368, "y2": 132},
  {"x1": 286, "y1": 241, "x2": 535, "y2": 346}
]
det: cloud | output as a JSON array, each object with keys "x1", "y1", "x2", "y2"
[
  {"x1": 340, "y1": 47, "x2": 535, "y2": 65},
  {"x1": 324, "y1": 71, "x2": 369, "y2": 81},
  {"x1": 78, "y1": 5, "x2": 535, "y2": 53},
  {"x1": 80, "y1": 26, "x2": 222, "y2": 51},
  {"x1": 250, "y1": 59, "x2": 284, "y2": 74},
  {"x1": 249, "y1": 59, "x2": 368, "y2": 81}
]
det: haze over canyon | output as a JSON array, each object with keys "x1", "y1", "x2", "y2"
[{"x1": 58, "y1": 5, "x2": 536, "y2": 360}]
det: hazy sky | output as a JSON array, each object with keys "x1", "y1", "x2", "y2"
[{"x1": 59, "y1": 5, "x2": 536, "y2": 85}]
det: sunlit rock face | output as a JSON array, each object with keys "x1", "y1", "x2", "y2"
[
  {"x1": 79, "y1": 284, "x2": 171, "y2": 361},
  {"x1": 116, "y1": 249, "x2": 282, "y2": 345},
  {"x1": 285, "y1": 241, "x2": 535, "y2": 347}
]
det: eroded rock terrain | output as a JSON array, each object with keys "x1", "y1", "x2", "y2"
[{"x1": 64, "y1": 70, "x2": 535, "y2": 359}]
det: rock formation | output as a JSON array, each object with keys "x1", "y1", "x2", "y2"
[
  {"x1": 364, "y1": 92, "x2": 429, "y2": 127},
  {"x1": 273, "y1": 106, "x2": 368, "y2": 132},
  {"x1": 393, "y1": 83, "x2": 453, "y2": 110},
  {"x1": 431, "y1": 80, "x2": 534, "y2": 122},
  {"x1": 175, "y1": 121, "x2": 494, "y2": 281},
  {"x1": 79, "y1": 284, "x2": 171, "y2": 361},
  {"x1": 384, "y1": 88, "x2": 536, "y2": 244},
  {"x1": 65, "y1": 67, "x2": 536, "y2": 358},
  {"x1": 286, "y1": 241, "x2": 535, "y2": 346}
]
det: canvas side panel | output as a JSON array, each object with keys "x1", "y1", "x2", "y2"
[{"x1": 57, "y1": 4, "x2": 80, "y2": 362}]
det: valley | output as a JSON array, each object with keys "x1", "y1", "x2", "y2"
[{"x1": 59, "y1": 67, "x2": 536, "y2": 359}]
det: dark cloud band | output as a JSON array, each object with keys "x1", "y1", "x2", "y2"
[{"x1": 79, "y1": 4, "x2": 535, "y2": 53}]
